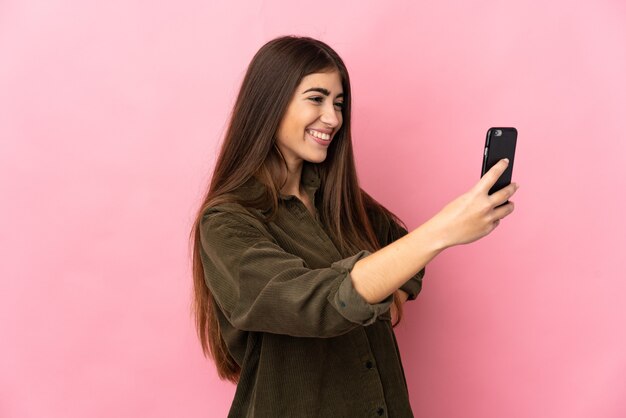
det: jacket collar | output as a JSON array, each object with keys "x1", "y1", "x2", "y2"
[
  {"x1": 237, "y1": 161, "x2": 321, "y2": 202},
  {"x1": 279, "y1": 162, "x2": 320, "y2": 201}
]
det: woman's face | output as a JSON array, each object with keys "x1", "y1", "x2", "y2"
[{"x1": 275, "y1": 70, "x2": 344, "y2": 168}]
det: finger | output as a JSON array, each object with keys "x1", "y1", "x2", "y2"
[
  {"x1": 492, "y1": 201, "x2": 515, "y2": 221},
  {"x1": 477, "y1": 159, "x2": 509, "y2": 194},
  {"x1": 489, "y1": 183, "x2": 518, "y2": 207}
]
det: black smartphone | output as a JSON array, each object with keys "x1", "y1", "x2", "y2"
[{"x1": 481, "y1": 127, "x2": 517, "y2": 196}]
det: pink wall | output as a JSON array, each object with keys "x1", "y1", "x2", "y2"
[{"x1": 1, "y1": 1, "x2": 625, "y2": 417}]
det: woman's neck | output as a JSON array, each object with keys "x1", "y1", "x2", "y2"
[
  {"x1": 278, "y1": 161, "x2": 305, "y2": 198},
  {"x1": 273, "y1": 159, "x2": 317, "y2": 217}
]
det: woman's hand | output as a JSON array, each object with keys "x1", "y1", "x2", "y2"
[
  {"x1": 390, "y1": 290, "x2": 409, "y2": 324},
  {"x1": 429, "y1": 159, "x2": 519, "y2": 249}
]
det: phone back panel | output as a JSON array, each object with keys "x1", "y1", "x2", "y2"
[{"x1": 481, "y1": 127, "x2": 517, "y2": 195}]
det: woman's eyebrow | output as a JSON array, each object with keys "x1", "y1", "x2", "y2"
[{"x1": 302, "y1": 87, "x2": 344, "y2": 98}]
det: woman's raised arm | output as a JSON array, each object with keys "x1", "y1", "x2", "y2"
[{"x1": 351, "y1": 159, "x2": 519, "y2": 304}]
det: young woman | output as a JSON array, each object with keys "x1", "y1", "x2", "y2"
[{"x1": 190, "y1": 35, "x2": 518, "y2": 417}]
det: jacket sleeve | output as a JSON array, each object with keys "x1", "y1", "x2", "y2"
[
  {"x1": 199, "y1": 207, "x2": 394, "y2": 338},
  {"x1": 368, "y1": 208, "x2": 425, "y2": 301}
]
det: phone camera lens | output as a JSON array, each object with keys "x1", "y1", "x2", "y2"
[{"x1": 494, "y1": 129, "x2": 502, "y2": 136}]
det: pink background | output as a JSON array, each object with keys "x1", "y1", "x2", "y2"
[{"x1": 1, "y1": 1, "x2": 625, "y2": 417}]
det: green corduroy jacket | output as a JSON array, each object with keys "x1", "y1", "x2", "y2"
[{"x1": 200, "y1": 162, "x2": 425, "y2": 417}]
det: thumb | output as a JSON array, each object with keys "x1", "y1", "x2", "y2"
[{"x1": 476, "y1": 158, "x2": 509, "y2": 194}]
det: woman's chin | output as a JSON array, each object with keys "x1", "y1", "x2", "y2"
[{"x1": 305, "y1": 150, "x2": 328, "y2": 164}]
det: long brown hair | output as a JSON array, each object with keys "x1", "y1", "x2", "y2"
[{"x1": 189, "y1": 35, "x2": 409, "y2": 383}]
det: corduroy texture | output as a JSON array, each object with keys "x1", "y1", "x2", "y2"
[{"x1": 199, "y1": 163, "x2": 425, "y2": 417}]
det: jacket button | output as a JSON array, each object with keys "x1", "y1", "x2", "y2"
[
  {"x1": 377, "y1": 407, "x2": 385, "y2": 415},
  {"x1": 365, "y1": 360, "x2": 373, "y2": 369}
]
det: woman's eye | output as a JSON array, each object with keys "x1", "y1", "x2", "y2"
[{"x1": 308, "y1": 97, "x2": 344, "y2": 110}]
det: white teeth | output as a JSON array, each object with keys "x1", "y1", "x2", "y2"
[{"x1": 307, "y1": 129, "x2": 330, "y2": 140}]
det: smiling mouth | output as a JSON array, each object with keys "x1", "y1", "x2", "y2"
[{"x1": 306, "y1": 129, "x2": 331, "y2": 141}]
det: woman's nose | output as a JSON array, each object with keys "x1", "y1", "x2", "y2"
[{"x1": 320, "y1": 104, "x2": 340, "y2": 128}]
